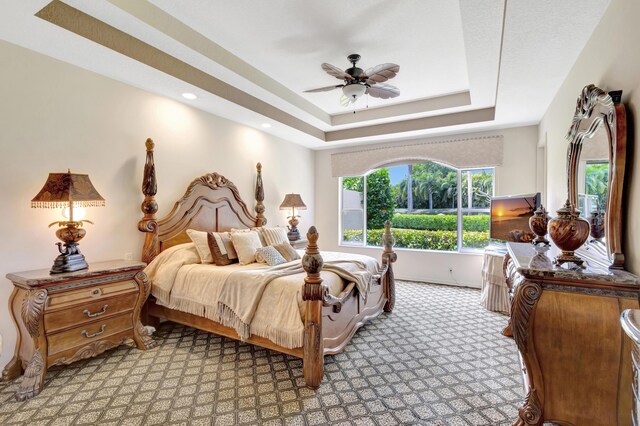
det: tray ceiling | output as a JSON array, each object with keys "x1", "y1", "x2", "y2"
[{"x1": 0, "y1": 0, "x2": 611, "y2": 149}]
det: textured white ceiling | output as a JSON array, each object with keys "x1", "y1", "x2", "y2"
[
  {"x1": 0, "y1": 0, "x2": 612, "y2": 149},
  {"x1": 148, "y1": 0, "x2": 471, "y2": 114},
  {"x1": 496, "y1": 0, "x2": 611, "y2": 124}
]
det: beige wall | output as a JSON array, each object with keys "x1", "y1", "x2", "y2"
[
  {"x1": 0, "y1": 41, "x2": 315, "y2": 368},
  {"x1": 539, "y1": 0, "x2": 640, "y2": 274},
  {"x1": 314, "y1": 125, "x2": 539, "y2": 287}
]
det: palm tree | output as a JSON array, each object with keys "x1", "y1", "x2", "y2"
[
  {"x1": 472, "y1": 172, "x2": 494, "y2": 208},
  {"x1": 416, "y1": 175, "x2": 438, "y2": 210},
  {"x1": 394, "y1": 179, "x2": 408, "y2": 207},
  {"x1": 439, "y1": 172, "x2": 458, "y2": 208}
]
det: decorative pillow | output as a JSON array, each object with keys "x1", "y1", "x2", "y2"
[
  {"x1": 255, "y1": 246, "x2": 287, "y2": 266},
  {"x1": 230, "y1": 231, "x2": 263, "y2": 265},
  {"x1": 261, "y1": 227, "x2": 290, "y2": 246},
  {"x1": 231, "y1": 227, "x2": 266, "y2": 246},
  {"x1": 186, "y1": 229, "x2": 213, "y2": 263},
  {"x1": 273, "y1": 243, "x2": 301, "y2": 262},
  {"x1": 207, "y1": 231, "x2": 238, "y2": 266}
]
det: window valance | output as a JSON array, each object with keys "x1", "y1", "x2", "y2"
[{"x1": 331, "y1": 135, "x2": 503, "y2": 177}]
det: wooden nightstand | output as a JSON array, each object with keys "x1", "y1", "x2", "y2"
[
  {"x1": 1, "y1": 260, "x2": 156, "y2": 401},
  {"x1": 290, "y1": 239, "x2": 308, "y2": 249}
]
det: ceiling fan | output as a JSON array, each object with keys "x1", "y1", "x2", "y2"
[{"x1": 304, "y1": 54, "x2": 400, "y2": 106}]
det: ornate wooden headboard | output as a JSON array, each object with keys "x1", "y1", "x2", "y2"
[{"x1": 138, "y1": 138, "x2": 266, "y2": 264}]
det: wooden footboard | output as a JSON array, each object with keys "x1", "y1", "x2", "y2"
[
  {"x1": 301, "y1": 222, "x2": 396, "y2": 388},
  {"x1": 138, "y1": 138, "x2": 396, "y2": 389}
]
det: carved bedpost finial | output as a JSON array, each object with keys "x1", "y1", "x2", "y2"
[
  {"x1": 139, "y1": 138, "x2": 159, "y2": 265},
  {"x1": 302, "y1": 226, "x2": 323, "y2": 301},
  {"x1": 142, "y1": 138, "x2": 157, "y2": 198},
  {"x1": 381, "y1": 220, "x2": 397, "y2": 313},
  {"x1": 305, "y1": 226, "x2": 320, "y2": 255},
  {"x1": 255, "y1": 162, "x2": 266, "y2": 226},
  {"x1": 383, "y1": 220, "x2": 395, "y2": 254}
]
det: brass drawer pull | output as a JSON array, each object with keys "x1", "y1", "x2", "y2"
[
  {"x1": 83, "y1": 305, "x2": 108, "y2": 318},
  {"x1": 81, "y1": 324, "x2": 106, "y2": 338}
]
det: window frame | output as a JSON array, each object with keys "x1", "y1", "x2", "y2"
[
  {"x1": 459, "y1": 167, "x2": 496, "y2": 253},
  {"x1": 338, "y1": 163, "x2": 496, "y2": 254}
]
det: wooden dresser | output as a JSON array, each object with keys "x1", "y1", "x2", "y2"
[
  {"x1": 620, "y1": 309, "x2": 640, "y2": 425},
  {"x1": 504, "y1": 242, "x2": 640, "y2": 426},
  {"x1": 1, "y1": 260, "x2": 156, "y2": 401}
]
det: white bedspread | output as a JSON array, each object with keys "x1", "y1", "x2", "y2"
[{"x1": 144, "y1": 243, "x2": 379, "y2": 348}]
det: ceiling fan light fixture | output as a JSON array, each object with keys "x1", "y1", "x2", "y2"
[{"x1": 342, "y1": 83, "x2": 366, "y2": 101}]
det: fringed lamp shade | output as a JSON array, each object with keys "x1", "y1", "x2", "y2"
[
  {"x1": 31, "y1": 171, "x2": 105, "y2": 274},
  {"x1": 279, "y1": 194, "x2": 307, "y2": 210},
  {"x1": 279, "y1": 194, "x2": 306, "y2": 241},
  {"x1": 31, "y1": 172, "x2": 105, "y2": 209}
]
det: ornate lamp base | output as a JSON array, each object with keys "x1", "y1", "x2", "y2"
[
  {"x1": 287, "y1": 227, "x2": 301, "y2": 242},
  {"x1": 287, "y1": 215, "x2": 301, "y2": 241},
  {"x1": 51, "y1": 250, "x2": 88, "y2": 274},
  {"x1": 50, "y1": 223, "x2": 89, "y2": 274}
]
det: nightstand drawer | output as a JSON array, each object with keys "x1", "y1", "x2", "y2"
[
  {"x1": 4, "y1": 260, "x2": 153, "y2": 401},
  {"x1": 46, "y1": 279, "x2": 138, "y2": 311},
  {"x1": 44, "y1": 293, "x2": 138, "y2": 333},
  {"x1": 47, "y1": 312, "x2": 134, "y2": 356}
]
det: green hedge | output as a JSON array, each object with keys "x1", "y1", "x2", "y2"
[
  {"x1": 343, "y1": 228, "x2": 489, "y2": 250},
  {"x1": 391, "y1": 214, "x2": 489, "y2": 232}
]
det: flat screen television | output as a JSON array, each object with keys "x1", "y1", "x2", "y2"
[{"x1": 490, "y1": 193, "x2": 541, "y2": 243}]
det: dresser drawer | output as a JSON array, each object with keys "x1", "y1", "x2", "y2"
[
  {"x1": 47, "y1": 312, "x2": 133, "y2": 356},
  {"x1": 46, "y1": 279, "x2": 138, "y2": 311},
  {"x1": 44, "y1": 293, "x2": 138, "y2": 333}
]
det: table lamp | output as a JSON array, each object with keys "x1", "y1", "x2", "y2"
[
  {"x1": 279, "y1": 193, "x2": 307, "y2": 241},
  {"x1": 31, "y1": 170, "x2": 105, "y2": 274}
]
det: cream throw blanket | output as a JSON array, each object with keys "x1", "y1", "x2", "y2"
[
  {"x1": 144, "y1": 244, "x2": 378, "y2": 348},
  {"x1": 216, "y1": 260, "x2": 372, "y2": 341}
]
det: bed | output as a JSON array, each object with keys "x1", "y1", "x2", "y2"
[{"x1": 137, "y1": 139, "x2": 397, "y2": 388}]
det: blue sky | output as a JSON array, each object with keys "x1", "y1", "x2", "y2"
[{"x1": 388, "y1": 165, "x2": 407, "y2": 185}]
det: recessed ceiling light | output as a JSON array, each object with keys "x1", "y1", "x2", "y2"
[
  {"x1": 261, "y1": 123, "x2": 272, "y2": 128},
  {"x1": 182, "y1": 92, "x2": 197, "y2": 100}
]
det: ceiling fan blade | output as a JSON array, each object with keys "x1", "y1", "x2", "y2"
[
  {"x1": 304, "y1": 84, "x2": 344, "y2": 93},
  {"x1": 366, "y1": 83, "x2": 400, "y2": 99},
  {"x1": 363, "y1": 63, "x2": 400, "y2": 84},
  {"x1": 321, "y1": 63, "x2": 354, "y2": 81}
]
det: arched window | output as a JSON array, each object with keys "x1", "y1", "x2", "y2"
[{"x1": 340, "y1": 161, "x2": 494, "y2": 252}]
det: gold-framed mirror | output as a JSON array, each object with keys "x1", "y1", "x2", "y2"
[{"x1": 566, "y1": 84, "x2": 627, "y2": 270}]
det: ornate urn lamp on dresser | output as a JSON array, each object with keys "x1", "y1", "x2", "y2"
[
  {"x1": 503, "y1": 85, "x2": 639, "y2": 426},
  {"x1": 1, "y1": 171, "x2": 156, "y2": 401}
]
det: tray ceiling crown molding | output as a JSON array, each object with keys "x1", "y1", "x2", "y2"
[{"x1": 0, "y1": 0, "x2": 611, "y2": 149}]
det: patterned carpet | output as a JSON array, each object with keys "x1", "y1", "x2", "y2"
[{"x1": 0, "y1": 281, "x2": 525, "y2": 425}]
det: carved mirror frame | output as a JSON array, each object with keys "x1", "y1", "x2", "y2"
[{"x1": 566, "y1": 84, "x2": 627, "y2": 270}]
